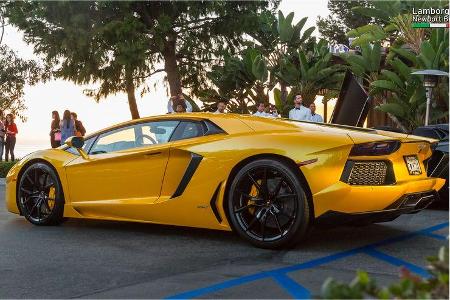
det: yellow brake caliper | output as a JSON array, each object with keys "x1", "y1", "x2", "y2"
[{"x1": 47, "y1": 187, "x2": 56, "y2": 209}]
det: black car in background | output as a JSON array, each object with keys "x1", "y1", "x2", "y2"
[{"x1": 412, "y1": 124, "x2": 449, "y2": 205}]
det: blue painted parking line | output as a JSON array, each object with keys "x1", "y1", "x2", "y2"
[
  {"x1": 362, "y1": 248, "x2": 430, "y2": 278},
  {"x1": 166, "y1": 222, "x2": 448, "y2": 299},
  {"x1": 165, "y1": 272, "x2": 268, "y2": 299},
  {"x1": 270, "y1": 272, "x2": 311, "y2": 299},
  {"x1": 419, "y1": 232, "x2": 448, "y2": 240}
]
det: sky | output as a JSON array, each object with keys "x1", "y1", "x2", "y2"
[{"x1": 3, "y1": 0, "x2": 330, "y2": 151}]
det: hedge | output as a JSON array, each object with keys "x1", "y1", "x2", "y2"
[{"x1": 0, "y1": 161, "x2": 17, "y2": 178}]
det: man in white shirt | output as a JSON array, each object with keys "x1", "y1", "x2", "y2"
[
  {"x1": 288, "y1": 94, "x2": 311, "y2": 121},
  {"x1": 253, "y1": 102, "x2": 276, "y2": 118},
  {"x1": 167, "y1": 94, "x2": 193, "y2": 113},
  {"x1": 309, "y1": 103, "x2": 324, "y2": 123},
  {"x1": 214, "y1": 101, "x2": 226, "y2": 114}
]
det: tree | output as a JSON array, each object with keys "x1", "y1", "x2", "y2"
[
  {"x1": 5, "y1": 1, "x2": 156, "y2": 119},
  {"x1": 6, "y1": 1, "x2": 278, "y2": 117},
  {"x1": 131, "y1": 1, "x2": 279, "y2": 99},
  {"x1": 199, "y1": 10, "x2": 316, "y2": 115},
  {"x1": 347, "y1": 0, "x2": 448, "y2": 52},
  {"x1": 248, "y1": 11, "x2": 316, "y2": 112},
  {"x1": 372, "y1": 29, "x2": 449, "y2": 130},
  {"x1": 200, "y1": 48, "x2": 268, "y2": 113},
  {"x1": 0, "y1": 45, "x2": 42, "y2": 120},
  {"x1": 276, "y1": 39, "x2": 344, "y2": 111},
  {"x1": 316, "y1": 0, "x2": 370, "y2": 45},
  {"x1": 0, "y1": 3, "x2": 43, "y2": 120}
]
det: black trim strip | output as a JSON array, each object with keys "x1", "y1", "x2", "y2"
[
  {"x1": 210, "y1": 182, "x2": 222, "y2": 223},
  {"x1": 171, "y1": 153, "x2": 203, "y2": 198}
]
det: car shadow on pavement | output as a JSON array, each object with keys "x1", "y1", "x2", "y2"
[{"x1": 54, "y1": 217, "x2": 416, "y2": 252}]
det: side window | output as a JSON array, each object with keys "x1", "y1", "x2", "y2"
[
  {"x1": 89, "y1": 121, "x2": 180, "y2": 154},
  {"x1": 90, "y1": 126, "x2": 136, "y2": 154},
  {"x1": 170, "y1": 121, "x2": 205, "y2": 142},
  {"x1": 137, "y1": 121, "x2": 179, "y2": 146}
]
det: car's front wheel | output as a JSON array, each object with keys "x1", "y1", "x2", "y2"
[
  {"x1": 227, "y1": 159, "x2": 310, "y2": 249},
  {"x1": 17, "y1": 162, "x2": 64, "y2": 225}
]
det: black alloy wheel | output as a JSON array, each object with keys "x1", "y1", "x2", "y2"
[
  {"x1": 227, "y1": 159, "x2": 310, "y2": 249},
  {"x1": 18, "y1": 163, "x2": 64, "y2": 225}
]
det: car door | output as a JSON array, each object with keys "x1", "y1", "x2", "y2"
[{"x1": 64, "y1": 120, "x2": 180, "y2": 219}]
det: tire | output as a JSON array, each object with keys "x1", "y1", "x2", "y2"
[
  {"x1": 17, "y1": 162, "x2": 65, "y2": 226},
  {"x1": 227, "y1": 159, "x2": 310, "y2": 249}
]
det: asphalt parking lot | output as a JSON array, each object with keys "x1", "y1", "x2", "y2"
[{"x1": 0, "y1": 185, "x2": 448, "y2": 299}]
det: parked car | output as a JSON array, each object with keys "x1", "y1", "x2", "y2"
[
  {"x1": 412, "y1": 124, "x2": 449, "y2": 205},
  {"x1": 5, "y1": 114, "x2": 445, "y2": 248}
]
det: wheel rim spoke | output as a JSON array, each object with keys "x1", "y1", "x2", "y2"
[
  {"x1": 37, "y1": 201, "x2": 42, "y2": 221},
  {"x1": 33, "y1": 168, "x2": 38, "y2": 186},
  {"x1": 273, "y1": 177, "x2": 284, "y2": 196},
  {"x1": 234, "y1": 203, "x2": 263, "y2": 214},
  {"x1": 24, "y1": 173, "x2": 33, "y2": 185},
  {"x1": 29, "y1": 201, "x2": 39, "y2": 215},
  {"x1": 245, "y1": 215, "x2": 259, "y2": 232},
  {"x1": 261, "y1": 167, "x2": 269, "y2": 197},
  {"x1": 279, "y1": 209, "x2": 294, "y2": 221},
  {"x1": 43, "y1": 181, "x2": 54, "y2": 190},
  {"x1": 20, "y1": 187, "x2": 38, "y2": 195},
  {"x1": 261, "y1": 210, "x2": 268, "y2": 241},
  {"x1": 247, "y1": 172, "x2": 262, "y2": 194},
  {"x1": 276, "y1": 193, "x2": 297, "y2": 201},
  {"x1": 22, "y1": 195, "x2": 39, "y2": 205},
  {"x1": 41, "y1": 173, "x2": 48, "y2": 190},
  {"x1": 272, "y1": 212, "x2": 283, "y2": 234}
]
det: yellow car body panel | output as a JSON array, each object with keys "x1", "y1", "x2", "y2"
[{"x1": 5, "y1": 113, "x2": 445, "y2": 231}]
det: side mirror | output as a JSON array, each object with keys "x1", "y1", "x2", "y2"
[
  {"x1": 65, "y1": 136, "x2": 84, "y2": 149},
  {"x1": 65, "y1": 136, "x2": 89, "y2": 160}
]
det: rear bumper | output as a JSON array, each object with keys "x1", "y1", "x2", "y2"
[
  {"x1": 316, "y1": 190, "x2": 439, "y2": 227},
  {"x1": 313, "y1": 177, "x2": 445, "y2": 217}
]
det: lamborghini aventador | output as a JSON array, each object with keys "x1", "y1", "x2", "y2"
[{"x1": 5, "y1": 113, "x2": 445, "y2": 248}]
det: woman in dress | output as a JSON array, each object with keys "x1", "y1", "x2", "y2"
[
  {"x1": 50, "y1": 111, "x2": 61, "y2": 148},
  {"x1": 59, "y1": 110, "x2": 75, "y2": 144}
]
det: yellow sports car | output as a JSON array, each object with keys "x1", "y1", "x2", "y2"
[{"x1": 5, "y1": 113, "x2": 445, "y2": 248}]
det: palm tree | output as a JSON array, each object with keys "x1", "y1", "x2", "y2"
[{"x1": 276, "y1": 39, "x2": 344, "y2": 112}]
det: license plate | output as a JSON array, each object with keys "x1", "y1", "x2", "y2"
[{"x1": 404, "y1": 155, "x2": 422, "y2": 175}]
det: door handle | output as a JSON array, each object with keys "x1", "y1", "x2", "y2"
[{"x1": 144, "y1": 151, "x2": 162, "y2": 156}]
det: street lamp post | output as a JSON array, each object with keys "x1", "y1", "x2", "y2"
[{"x1": 411, "y1": 69, "x2": 449, "y2": 126}]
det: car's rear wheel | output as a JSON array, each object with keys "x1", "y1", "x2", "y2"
[
  {"x1": 17, "y1": 162, "x2": 64, "y2": 225},
  {"x1": 227, "y1": 159, "x2": 310, "y2": 249}
]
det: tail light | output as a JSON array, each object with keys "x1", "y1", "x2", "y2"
[{"x1": 350, "y1": 140, "x2": 400, "y2": 156}]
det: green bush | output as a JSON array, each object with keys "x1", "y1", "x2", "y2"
[
  {"x1": 321, "y1": 247, "x2": 449, "y2": 299},
  {"x1": 0, "y1": 160, "x2": 17, "y2": 178}
]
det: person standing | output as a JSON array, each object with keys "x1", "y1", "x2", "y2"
[
  {"x1": 60, "y1": 110, "x2": 75, "y2": 143},
  {"x1": 4, "y1": 114, "x2": 18, "y2": 161},
  {"x1": 167, "y1": 94, "x2": 193, "y2": 113},
  {"x1": 0, "y1": 110, "x2": 5, "y2": 160},
  {"x1": 288, "y1": 94, "x2": 311, "y2": 121},
  {"x1": 253, "y1": 102, "x2": 269, "y2": 117},
  {"x1": 71, "y1": 112, "x2": 86, "y2": 137},
  {"x1": 214, "y1": 101, "x2": 226, "y2": 114},
  {"x1": 50, "y1": 111, "x2": 61, "y2": 148},
  {"x1": 172, "y1": 97, "x2": 187, "y2": 113},
  {"x1": 309, "y1": 103, "x2": 324, "y2": 123}
]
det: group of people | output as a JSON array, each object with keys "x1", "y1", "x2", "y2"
[
  {"x1": 166, "y1": 93, "x2": 324, "y2": 123},
  {"x1": 50, "y1": 110, "x2": 86, "y2": 148},
  {"x1": 0, "y1": 111, "x2": 18, "y2": 161}
]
